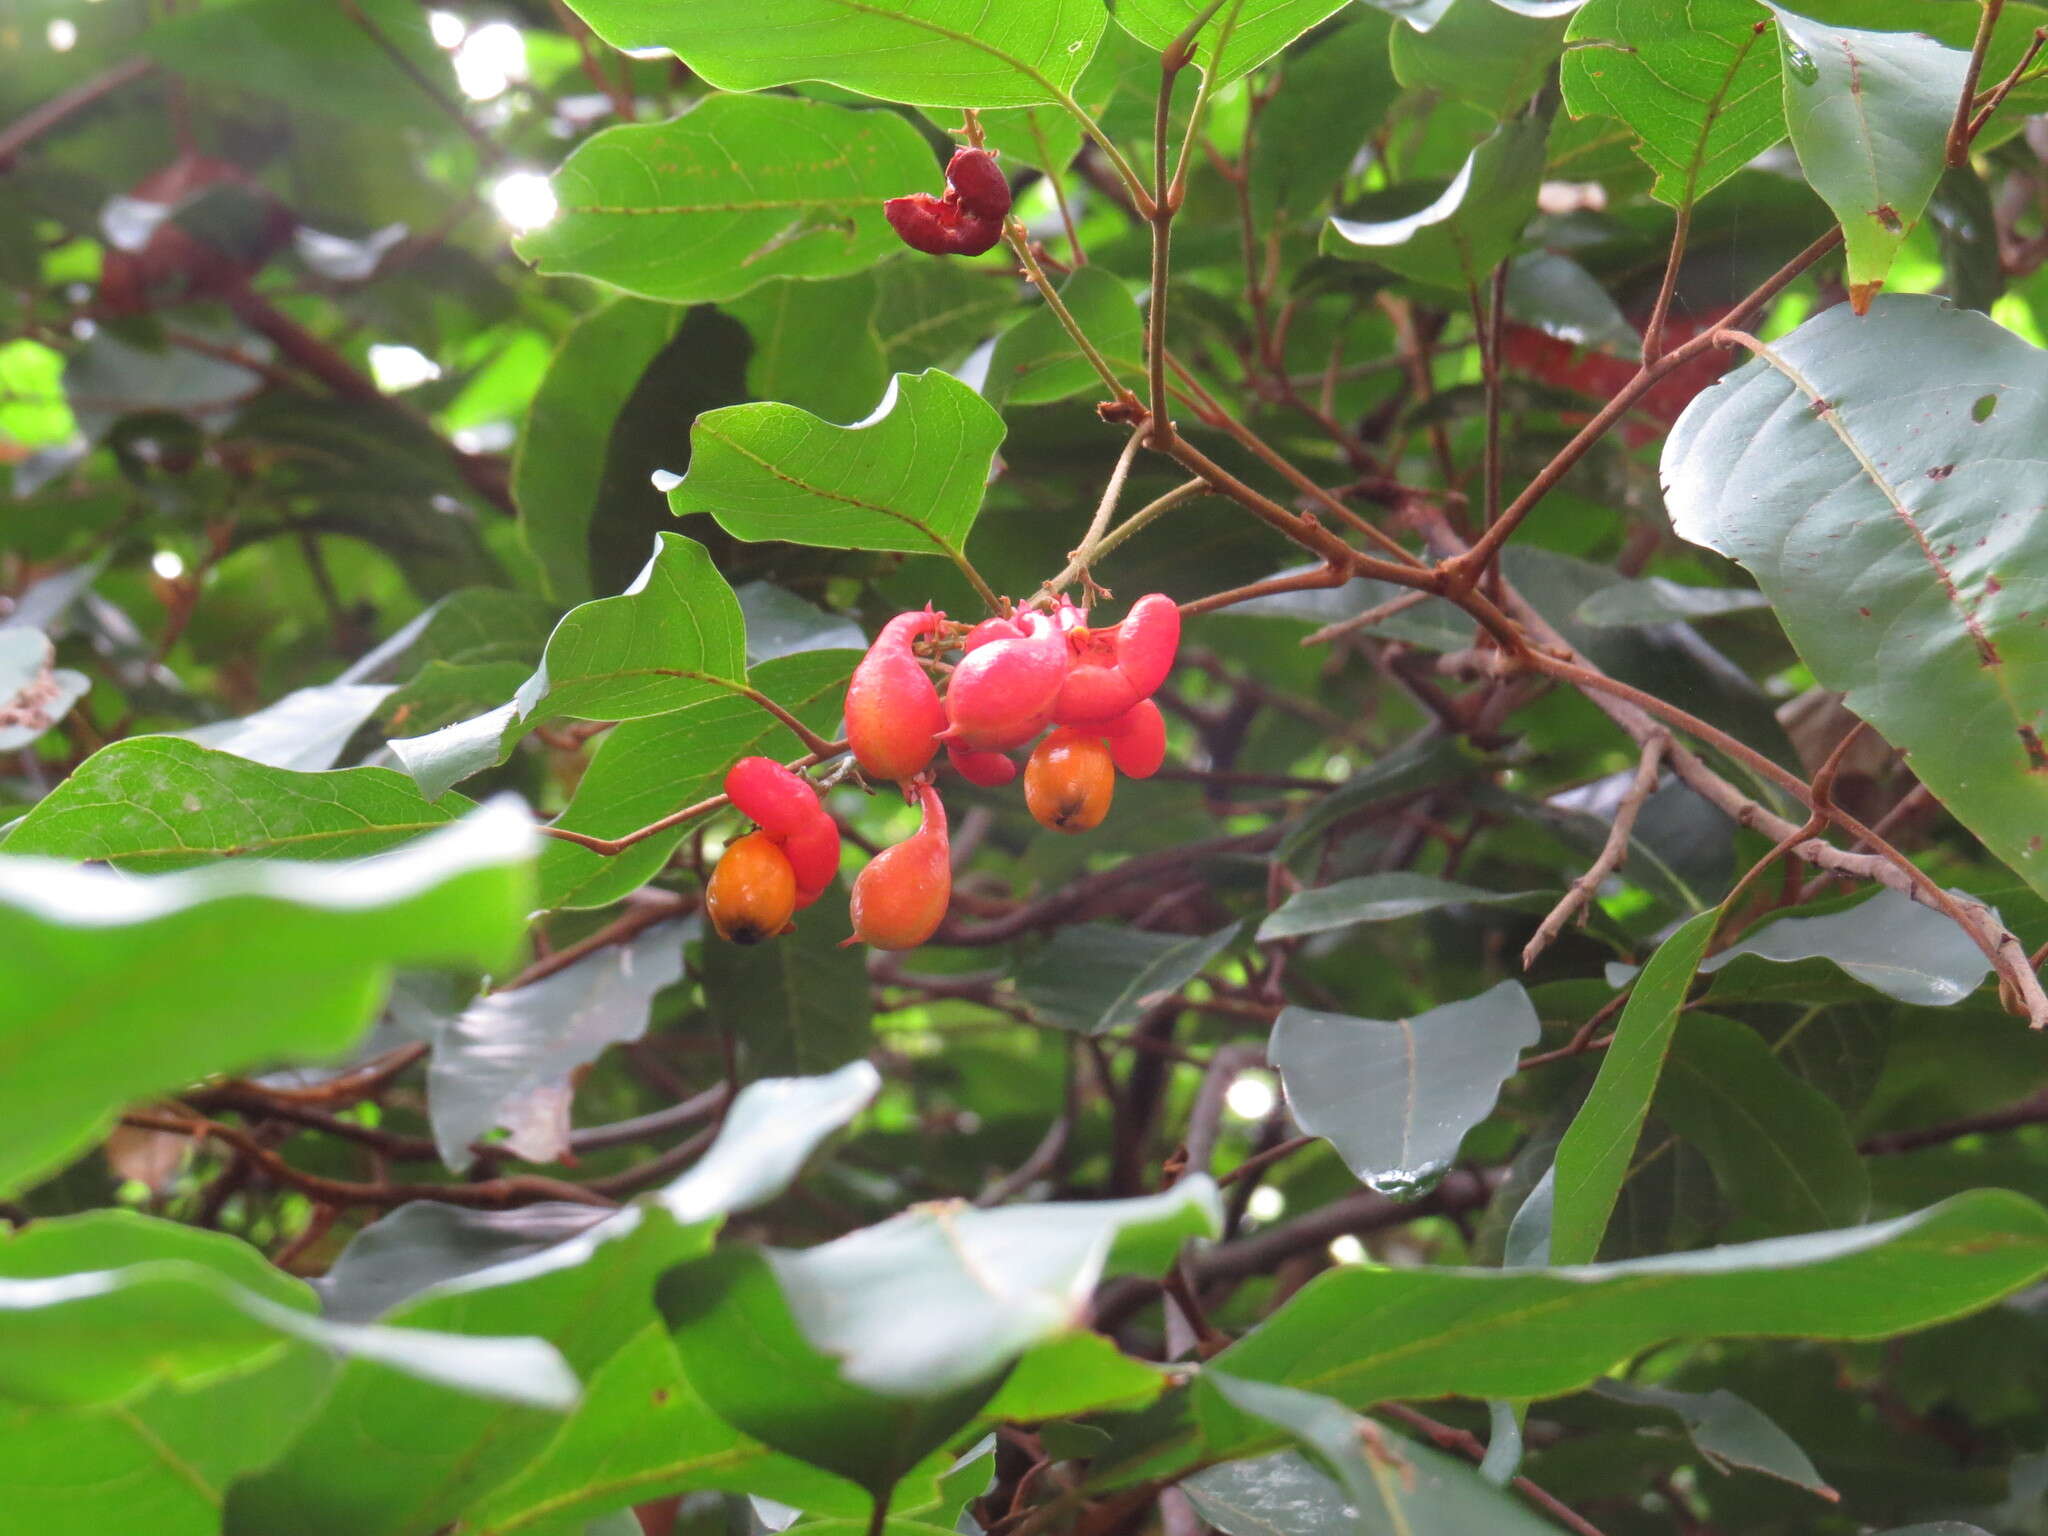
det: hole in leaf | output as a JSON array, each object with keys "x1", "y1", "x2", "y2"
[{"x1": 1973, "y1": 393, "x2": 1999, "y2": 422}]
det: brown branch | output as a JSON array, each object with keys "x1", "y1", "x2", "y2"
[
  {"x1": 1950, "y1": 0, "x2": 2008, "y2": 167},
  {"x1": 0, "y1": 57, "x2": 156, "y2": 169},
  {"x1": 1524, "y1": 733, "x2": 1668, "y2": 969},
  {"x1": 1378, "y1": 1404, "x2": 1610, "y2": 1536}
]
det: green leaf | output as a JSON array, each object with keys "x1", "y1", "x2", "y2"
[
  {"x1": 729, "y1": 275, "x2": 890, "y2": 424},
  {"x1": 1112, "y1": 0, "x2": 1351, "y2": 87},
  {"x1": 1572, "y1": 575, "x2": 1772, "y2": 628},
  {"x1": 390, "y1": 533, "x2": 750, "y2": 801},
  {"x1": 0, "y1": 1210, "x2": 575, "y2": 1410},
  {"x1": 1325, "y1": 114, "x2": 1549, "y2": 291},
  {"x1": 1502, "y1": 251, "x2": 1640, "y2": 352},
  {"x1": 1930, "y1": 164, "x2": 2004, "y2": 314},
  {"x1": 1656, "y1": 1013, "x2": 1870, "y2": 1235},
  {"x1": 1280, "y1": 737, "x2": 1486, "y2": 858},
  {"x1": 1271, "y1": 981, "x2": 1540, "y2": 1198},
  {"x1": 470, "y1": 1324, "x2": 882, "y2": 1534},
  {"x1": 0, "y1": 1344, "x2": 331, "y2": 1536},
  {"x1": 1257, "y1": 873, "x2": 1549, "y2": 940},
  {"x1": 1390, "y1": 0, "x2": 1570, "y2": 115},
  {"x1": 515, "y1": 299, "x2": 687, "y2": 605},
  {"x1": 0, "y1": 738, "x2": 471, "y2": 869},
  {"x1": 178, "y1": 682, "x2": 394, "y2": 771},
  {"x1": 667, "y1": 370, "x2": 1003, "y2": 575},
  {"x1": 1702, "y1": 888, "x2": 1991, "y2": 1008},
  {"x1": 701, "y1": 886, "x2": 870, "y2": 1076},
  {"x1": 1663, "y1": 296, "x2": 2048, "y2": 901},
  {"x1": 0, "y1": 626, "x2": 88, "y2": 751},
  {"x1": 979, "y1": 1331, "x2": 1168, "y2": 1423},
  {"x1": 1250, "y1": 13, "x2": 1400, "y2": 223},
  {"x1": 1770, "y1": 7, "x2": 1969, "y2": 305},
  {"x1": 1177, "y1": 1190, "x2": 2048, "y2": 1467},
  {"x1": 1014, "y1": 922, "x2": 1241, "y2": 1034},
  {"x1": 984, "y1": 266, "x2": 1144, "y2": 408},
  {"x1": 564, "y1": 0, "x2": 1107, "y2": 108},
  {"x1": 1561, "y1": 0, "x2": 1786, "y2": 208},
  {"x1": 227, "y1": 1063, "x2": 879, "y2": 1536},
  {"x1": 429, "y1": 918, "x2": 689, "y2": 1169},
  {"x1": 537, "y1": 648, "x2": 857, "y2": 911},
  {"x1": 518, "y1": 94, "x2": 937, "y2": 305},
  {"x1": 1549, "y1": 910, "x2": 1716, "y2": 1265},
  {"x1": 0, "y1": 800, "x2": 535, "y2": 1199},
  {"x1": 1199, "y1": 1378, "x2": 1560, "y2": 1534},
  {"x1": 873, "y1": 260, "x2": 1020, "y2": 373},
  {"x1": 1591, "y1": 1377, "x2": 1835, "y2": 1496}
]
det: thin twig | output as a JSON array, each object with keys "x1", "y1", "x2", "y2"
[
  {"x1": 1300, "y1": 589, "x2": 1435, "y2": 649},
  {"x1": 1379, "y1": 1404, "x2": 1610, "y2": 1536},
  {"x1": 1950, "y1": 0, "x2": 2008, "y2": 167},
  {"x1": 0, "y1": 57, "x2": 156, "y2": 167},
  {"x1": 1523, "y1": 734, "x2": 1668, "y2": 969}
]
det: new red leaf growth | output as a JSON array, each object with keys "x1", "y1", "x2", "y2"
[
  {"x1": 845, "y1": 782, "x2": 951, "y2": 950},
  {"x1": 883, "y1": 147, "x2": 1010, "y2": 258},
  {"x1": 846, "y1": 608, "x2": 949, "y2": 783}
]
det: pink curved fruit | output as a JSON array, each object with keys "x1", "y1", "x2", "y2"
[
  {"x1": 944, "y1": 147, "x2": 1011, "y2": 221},
  {"x1": 882, "y1": 193, "x2": 1003, "y2": 257},
  {"x1": 943, "y1": 611, "x2": 1070, "y2": 750},
  {"x1": 1101, "y1": 697, "x2": 1167, "y2": 779},
  {"x1": 780, "y1": 813, "x2": 842, "y2": 909},
  {"x1": 846, "y1": 608, "x2": 948, "y2": 782},
  {"x1": 946, "y1": 740, "x2": 1019, "y2": 787},
  {"x1": 1052, "y1": 593, "x2": 1182, "y2": 728},
  {"x1": 844, "y1": 783, "x2": 951, "y2": 950},
  {"x1": 724, "y1": 757, "x2": 823, "y2": 841}
]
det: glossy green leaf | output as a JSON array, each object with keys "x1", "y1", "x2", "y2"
[
  {"x1": 0, "y1": 801, "x2": 535, "y2": 1199},
  {"x1": 1015, "y1": 922, "x2": 1241, "y2": 1034},
  {"x1": 1502, "y1": 250, "x2": 1640, "y2": 351},
  {"x1": 1549, "y1": 910, "x2": 1716, "y2": 1265},
  {"x1": 0, "y1": 738, "x2": 471, "y2": 869},
  {"x1": 1112, "y1": 0, "x2": 1350, "y2": 87},
  {"x1": 390, "y1": 533, "x2": 750, "y2": 800},
  {"x1": 515, "y1": 298, "x2": 686, "y2": 605},
  {"x1": 1664, "y1": 296, "x2": 2048, "y2": 901},
  {"x1": 873, "y1": 260, "x2": 1020, "y2": 374},
  {"x1": 1390, "y1": 0, "x2": 1569, "y2": 115},
  {"x1": 1591, "y1": 1377, "x2": 1834, "y2": 1496},
  {"x1": 1325, "y1": 115, "x2": 1549, "y2": 291},
  {"x1": 1198, "y1": 1378, "x2": 1560, "y2": 1534},
  {"x1": 564, "y1": 0, "x2": 1107, "y2": 108},
  {"x1": 1250, "y1": 13, "x2": 1399, "y2": 223},
  {"x1": 984, "y1": 266, "x2": 1144, "y2": 408},
  {"x1": 729, "y1": 275, "x2": 890, "y2": 424},
  {"x1": 518, "y1": 94, "x2": 936, "y2": 304},
  {"x1": 1702, "y1": 888, "x2": 1991, "y2": 1008},
  {"x1": 1258, "y1": 873, "x2": 1548, "y2": 940},
  {"x1": 978, "y1": 1330, "x2": 1168, "y2": 1423},
  {"x1": 536, "y1": 648, "x2": 857, "y2": 911},
  {"x1": 667, "y1": 370, "x2": 1003, "y2": 573},
  {"x1": 227, "y1": 1064, "x2": 879, "y2": 1536},
  {"x1": 178, "y1": 682, "x2": 393, "y2": 771},
  {"x1": 1573, "y1": 575, "x2": 1772, "y2": 628},
  {"x1": 1175, "y1": 1190, "x2": 2048, "y2": 1468},
  {"x1": 1657, "y1": 1013, "x2": 1869, "y2": 1235},
  {"x1": 1271, "y1": 981, "x2": 1539, "y2": 1198},
  {"x1": 0, "y1": 1210, "x2": 575, "y2": 1410},
  {"x1": 1561, "y1": 0, "x2": 1785, "y2": 207},
  {"x1": 429, "y1": 918, "x2": 689, "y2": 1169},
  {"x1": 1771, "y1": 7, "x2": 1968, "y2": 303},
  {"x1": 701, "y1": 885, "x2": 870, "y2": 1076}
]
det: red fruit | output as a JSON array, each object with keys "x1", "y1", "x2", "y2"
[
  {"x1": 780, "y1": 813, "x2": 841, "y2": 909},
  {"x1": 724, "y1": 757, "x2": 823, "y2": 841},
  {"x1": 1052, "y1": 593, "x2": 1182, "y2": 728},
  {"x1": 707, "y1": 832, "x2": 797, "y2": 945},
  {"x1": 944, "y1": 148, "x2": 1011, "y2": 221},
  {"x1": 98, "y1": 153, "x2": 296, "y2": 317},
  {"x1": 845, "y1": 783, "x2": 952, "y2": 950},
  {"x1": 1101, "y1": 697, "x2": 1167, "y2": 779},
  {"x1": 946, "y1": 740, "x2": 1019, "y2": 787},
  {"x1": 883, "y1": 193, "x2": 1003, "y2": 257},
  {"x1": 846, "y1": 609, "x2": 948, "y2": 782},
  {"x1": 1025, "y1": 729, "x2": 1115, "y2": 835},
  {"x1": 961, "y1": 615, "x2": 1024, "y2": 651},
  {"x1": 943, "y1": 611, "x2": 1070, "y2": 750}
]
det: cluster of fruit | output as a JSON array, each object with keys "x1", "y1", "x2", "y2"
[
  {"x1": 882, "y1": 146, "x2": 1012, "y2": 257},
  {"x1": 706, "y1": 595, "x2": 1180, "y2": 952}
]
